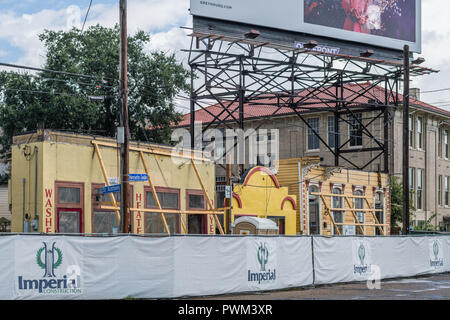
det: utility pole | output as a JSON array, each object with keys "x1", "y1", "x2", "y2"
[
  {"x1": 402, "y1": 45, "x2": 410, "y2": 235},
  {"x1": 120, "y1": 0, "x2": 131, "y2": 233},
  {"x1": 225, "y1": 155, "x2": 232, "y2": 234}
]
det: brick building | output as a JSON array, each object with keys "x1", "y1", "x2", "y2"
[{"x1": 176, "y1": 84, "x2": 450, "y2": 230}]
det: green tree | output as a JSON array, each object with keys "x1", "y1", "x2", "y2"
[
  {"x1": 0, "y1": 24, "x2": 189, "y2": 155},
  {"x1": 390, "y1": 176, "x2": 415, "y2": 229}
]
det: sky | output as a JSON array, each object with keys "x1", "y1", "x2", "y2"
[{"x1": 0, "y1": 0, "x2": 449, "y2": 110}]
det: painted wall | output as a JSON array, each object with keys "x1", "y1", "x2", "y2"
[
  {"x1": 10, "y1": 131, "x2": 216, "y2": 235},
  {"x1": 231, "y1": 166, "x2": 297, "y2": 235}
]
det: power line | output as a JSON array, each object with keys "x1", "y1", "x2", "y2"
[
  {"x1": 0, "y1": 87, "x2": 116, "y2": 100},
  {"x1": 421, "y1": 88, "x2": 450, "y2": 94},
  {"x1": 0, "y1": 62, "x2": 111, "y2": 82},
  {"x1": 81, "y1": 0, "x2": 94, "y2": 33},
  {"x1": 0, "y1": 61, "x2": 188, "y2": 92}
]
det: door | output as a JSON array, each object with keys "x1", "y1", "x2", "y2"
[
  {"x1": 57, "y1": 208, "x2": 82, "y2": 233},
  {"x1": 188, "y1": 215, "x2": 206, "y2": 234}
]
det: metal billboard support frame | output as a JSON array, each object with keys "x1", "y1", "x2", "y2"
[{"x1": 183, "y1": 28, "x2": 435, "y2": 174}]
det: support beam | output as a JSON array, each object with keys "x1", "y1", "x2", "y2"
[
  {"x1": 138, "y1": 151, "x2": 171, "y2": 235},
  {"x1": 191, "y1": 159, "x2": 225, "y2": 234},
  {"x1": 92, "y1": 142, "x2": 121, "y2": 226}
]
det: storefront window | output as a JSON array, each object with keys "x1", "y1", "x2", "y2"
[
  {"x1": 332, "y1": 187, "x2": 343, "y2": 235},
  {"x1": 58, "y1": 187, "x2": 80, "y2": 204},
  {"x1": 56, "y1": 182, "x2": 83, "y2": 234},
  {"x1": 93, "y1": 212, "x2": 116, "y2": 234},
  {"x1": 145, "y1": 188, "x2": 180, "y2": 234},
  {"x1": 375, "y1": 192, "x2": 385, "y2": 236},
  {"x1": 189, "y1": 194, "x2": 205, "y2": 209},
  {"x1": 354, "y1": 190, "x2": 364, "y2": 235}
]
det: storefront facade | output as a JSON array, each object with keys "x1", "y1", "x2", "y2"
[
  {"x1": 277, "y1": 157, "x2": 391, "y2": 236},
  {"x1": 10, "y1": 130, "x2": 218, "y2": 235}
]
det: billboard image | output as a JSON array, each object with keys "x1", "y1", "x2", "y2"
[
  {"x1": 304, "y1": 0, "x2": 416, "y2": 43},
  {"x1": 190, "y1": 0, "x2": 421, "y2": 53}
]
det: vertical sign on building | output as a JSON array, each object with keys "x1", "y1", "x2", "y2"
[
  {"x1": 44, "y1": 188, "x2": 54, "y2": 233},
  {"x1": 134, "y1": 193, "x2": 144, "y2": 234},
  {"x1": 208, "y1": 215, "x2": 215, "y2": 234}
]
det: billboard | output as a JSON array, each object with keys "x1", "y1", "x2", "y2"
[{"x1": 190, "y1": 0, "x2": 421, "y2": 53}]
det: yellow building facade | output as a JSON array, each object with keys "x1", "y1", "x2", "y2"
[
  {"x1": 10, "y1": 130, "x2": 220, "y2": 235},
  {"x1": 277, "y1": 157, "x2": 391, "y2": 236},
  {"x1": 231, "y1": 166, "x2": 297, "y2": 235}
]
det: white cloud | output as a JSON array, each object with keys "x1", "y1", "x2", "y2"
[{"x1": 410, "y1": 0, "x2": 450, "y2": 109}]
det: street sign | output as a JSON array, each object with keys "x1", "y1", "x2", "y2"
[
  {"x1": 102, "y1": 184, "x2": 121, "y2": 194},
  {"x1": 129, "y1": 174, "x2": 148, "y2": 182},
  {"x1": 109, "y1": 177, "x2": 119, "y2": 185},
  {"x1": 225, "y1": 185, "x2": 232, "y2": 199}
]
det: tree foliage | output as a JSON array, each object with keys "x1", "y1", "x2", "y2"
[
  {"x1": 390, "y1": 175, "x2": 415, "y2": 229},
  {"x1": 0, "y1": 24, "x2": 189, "y2": 155}
]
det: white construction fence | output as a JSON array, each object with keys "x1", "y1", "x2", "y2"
[{"x1": 0, "y1": 234, "x2": 448, "y2": 300}]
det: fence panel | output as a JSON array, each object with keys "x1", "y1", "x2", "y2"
[
  {"x1": 0, "y1": 235, "x2": 313, "y2": 300},
  {"x1": 313, "y1": 236, "x2": 450, "y2": 285}
]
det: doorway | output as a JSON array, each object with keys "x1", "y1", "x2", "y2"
[{"x1": 308, "y1": 185, "x2": 320, "y2": 235}]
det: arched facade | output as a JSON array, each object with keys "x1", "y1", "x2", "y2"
[{"x1": 231, "y1": 166, "x2": 297, "y2": 235}]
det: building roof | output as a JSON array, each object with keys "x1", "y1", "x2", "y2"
[{"x1": 176, "y1": 83, "x2": 450, "y2": 127}]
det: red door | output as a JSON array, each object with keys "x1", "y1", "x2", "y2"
[{"x1": 57, "y1": 208, "x2": 83, "y2": 233}]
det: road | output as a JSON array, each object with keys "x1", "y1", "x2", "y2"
[{"x1": 190, "y1": 274, "x2": 450, "y2": 300}]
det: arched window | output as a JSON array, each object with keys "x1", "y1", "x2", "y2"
[
  {"x1": 354, "y1": 190, "x2": 364, "y2": 235},
  {"x1": 332, "y1": 188, "x2": 343, "y2": 235}
]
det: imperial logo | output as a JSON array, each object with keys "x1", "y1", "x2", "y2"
[
  {"x1": 17, "y1": 242, "x2": 82, "y2": 295},
  {"x1": 354, "y1": 243, "x2": 371, "y2": 275},
  {"x1": 248, "y1": 243, "x2": 276, "y2": 285},
  {"x1": 430, "y1": 240, "x2": 444, "y2": 268}
]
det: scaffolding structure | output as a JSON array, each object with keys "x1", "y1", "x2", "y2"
[
  {"x1": 92, "y1": 140, "x2": 225, "y2": 235},
  {"x1": 183, "y1": 27, "x2": 436, "y2": 173}
]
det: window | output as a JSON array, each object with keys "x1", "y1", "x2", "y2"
[
  {"x1": 145, "y1": 188, "x2": 180, "y2": 234},
  {"x1": 328, "y1": 116, "x2": 340, "y2": 149},
  {"x1": 417, "y1": 169, "x2": 423, "y2": 210},
  {"x1": 438, "y1": 175, "x2": 443, "y2": 206},
  {"x1": 375, "y1": 192, "x2": 385, "y2": 236},
  {"x1": 332, "y1": 188, "x2": 343, "y2": 235},
  {"x1": 445, "y1": 130, "x2": 449, "y2": 159},
  {"x1": 409, "y1": 115, "x2": 414, "y2": 148},
  {"x1": 446, "y1": 177, "x2": 449, "y2": 207},
  {"x1": 416, "y1": 117, "x2": 423, "y2": 149},
  {"x1": 409, "y1": 168, "x2": 415, "y2": 205},
  {"x1": 354, "y1": 190, "x2": 364, "y2": 235},
  {"x1": 188, "y1": 194, "x2": 205, "y2": 209},
  {"x1": 308, "y1": 185, "x2": 320, "y2": 235},
  {"x1": 91, "y1": 184, "x2": 129, "y2": 234},
  {"x1": 58, "y1": 187, "x2": 80, "y2": 204},
  {"x1": 438, "y1": 128, "x2": 443, "y2": 158},
  {"x1": 349, "y1": 113, "x2": 363, "y2": 147},
  {"x1": 93, "y1": 212, "x2": 117, "y2": 233},
  {"x1": 55, "y1": 182, "x2": 84, "y2": 234},
  {"x1": 307, "y1": 118, "x2": 320, "y2": 150}
]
